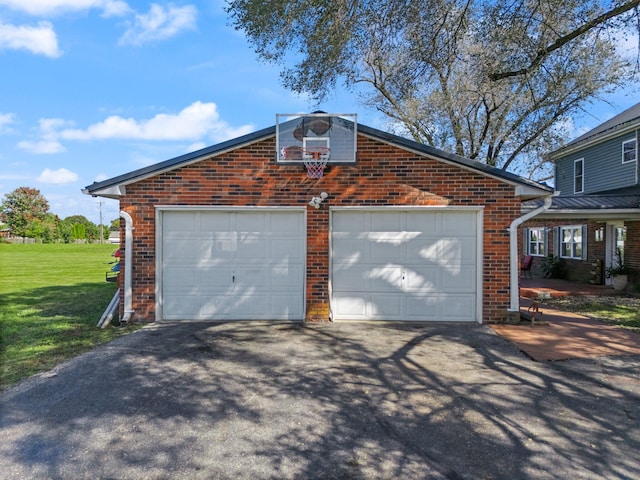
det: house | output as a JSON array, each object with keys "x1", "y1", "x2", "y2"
[
  {"x1": 521, "y1": 102, "x2": 640, "y2": 288},
  {"x1": 83, "y1": 113, "x2": 551, "y2": 324}
]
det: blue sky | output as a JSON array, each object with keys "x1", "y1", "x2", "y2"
[{"x1": 0, "y1": 1, "x2": 638, "y2": 225}]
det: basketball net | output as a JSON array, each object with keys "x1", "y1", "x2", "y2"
[{"x1": 303, "y1": 148, "x2": 330, "y2": 179}]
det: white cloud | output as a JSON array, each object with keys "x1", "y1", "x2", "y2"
[
  {"x1": 0, "y1": 21, "x2": 62, "y2": 57},
  {"x1": 119, "y1": 3, "x2": 197, "y2": 46},
  {"x1": 0, "y1": 112, "x2": 15, "y2": 133},
  {"x1": 60, "y1": 101, "x2": 254, "y2": 142},
  {"x1": 37, "y1": 168, "x2": 79, "y2": 184},
  {"x1": 17, "y1": 139, "x2": 66, "y2": 154},
  {"x1": 0, "y1": 173, "x2": 30, "y2": 180},
  {"x1": 17, "y1": 117, "x2": 71, "y2": 153},
  {"x1": 0, "y1": 0, "x2": 131, "y2": 17}
]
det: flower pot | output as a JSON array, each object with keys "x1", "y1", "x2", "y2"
[{"x1": 612, "y1": 274, "x2": 628, "y2": 291}]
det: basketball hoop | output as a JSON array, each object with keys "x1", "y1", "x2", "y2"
[{"x1": 302, "y1": 147, "x2": 330, "y2": 178}]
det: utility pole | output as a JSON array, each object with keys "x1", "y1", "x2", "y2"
[{"x1": 98, "y1": 200, "x2": 104, "y2": 244}]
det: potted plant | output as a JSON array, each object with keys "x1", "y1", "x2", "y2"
[{"x1": 606, "y1": 248, "x2": 630, "y2": 291}]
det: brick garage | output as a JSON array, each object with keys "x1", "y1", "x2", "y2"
[{"x1": 85, "y1": 118, "x2": 551, "y2": 323}]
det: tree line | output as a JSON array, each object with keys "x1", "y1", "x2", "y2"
[{"x1": 0, "y1": 187, "x2": 118, "y2": 243}]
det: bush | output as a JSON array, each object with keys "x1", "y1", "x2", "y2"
[{"x1": 541, "y1": 254, "x2": 562, "y2": 278}]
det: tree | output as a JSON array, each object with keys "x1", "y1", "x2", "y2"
[
  {"x1": 0, "y1": 187, "x2": 50, "y2": 238},
  {"x1": 227, "y1": 0, "x2": 640, "y2": 180},
  {"x1": 62, "y1": 215, "x2": 100, "y2": 242},
  {"x1": 109, "y1": 218, "x2": 121, "y2": 232}
]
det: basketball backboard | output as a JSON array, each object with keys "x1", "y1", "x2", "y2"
[{"x1": 276, "y1": 113, "x2": 357, "y2": 164}]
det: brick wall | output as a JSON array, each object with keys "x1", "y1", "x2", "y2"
[{"x1": 119, "y1": 135, "x2": 521, "y2": 323}]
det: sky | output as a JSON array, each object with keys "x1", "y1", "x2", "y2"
[{"x1": 0, "y1": 0, "x2": 638, "y2": 226}]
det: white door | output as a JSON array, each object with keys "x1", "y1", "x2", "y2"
[
  {"x1": 160, "y1": 209, "x2": 305, "y2": 320},
  {"x1": 331, "y1": 209, "x2": 480, "y2": 322}
]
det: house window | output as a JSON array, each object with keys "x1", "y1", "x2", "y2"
[
  {"x1": 574, "y1": 158, "x2": 584, "y2": 194},
  {"x1": 622, "y1": 139, "x2": 637, "y2": 163},
  {"x1": 560, "y1": 226, "x2": 584, "y2": 259},
  {"x1": 527, "y1": 227, "x2": 546, "y2": 256}
]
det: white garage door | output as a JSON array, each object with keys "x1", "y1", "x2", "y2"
[
  {"x1": 331, "y1": 209, "x2": 480, "y2": 322},
  {"x1": 160, "y1": 209, "x2": 305, "y2": 320}
]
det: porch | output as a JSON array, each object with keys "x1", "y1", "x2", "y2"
[{"x1": 519, "y1": 277, "x2": 622, "y2": 299}]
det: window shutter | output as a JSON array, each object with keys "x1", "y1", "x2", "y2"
[
  {"x1": 553, "y1": 226, "x2": 560, "y2": 256},
  {"x1": 582, "y1": 224, "x2": 588, "y2": 260},
  {"x1": 522, "y1": 228, "x2": 529, "y2": 255},
  {"x1": 544, "y1": 227, "x2": 549, "y2": 257}
]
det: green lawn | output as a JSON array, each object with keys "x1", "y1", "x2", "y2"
[
  {"x1": 0, "y1": 243, "x2": 139, "y2": 390},
  {"x1": 546, "y1": 295, "x2": 640, "y2": 332}
]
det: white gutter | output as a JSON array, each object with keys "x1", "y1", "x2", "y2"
[
  {"x1": 508, "y1": 194, "x2": 556, "y2": 313},
  {"x1": 120, "y1": 210, "x2": 135, "y2": 323}
]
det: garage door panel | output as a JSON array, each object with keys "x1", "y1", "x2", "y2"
[
  {"x1": 331, "y1": 237, "x2": 362, "y2": 261},
  {"x1": 161, "y1": 210, "x2": 305, "y2": 321},
  {"x1": 440, "y1": 266, "x2": 476, "y2": 291},
  {"x1": 333, "y1": 212, "x2": 366, "y2": 232},
  {"x1": 271, "y1": 212, "x2": 304, "y2": 232},
  {"x1": 163, "y1": 266, "x2": 200, "y2": 291},
  {"x1": 367, "y1": 293, "x2": 402, "y2": 318},
  {"x1": 403, "y1": 266, "x2": 438, "y2": 291},
  {"x1": 370, "y1": 212, "x2": 402, "y2": 231},
  {"x1": 200, "y1": 212, "x2": 232, "y2": 231},
  {"x1": 406, "y1": 212, "x2": 439, "y2": 232},
  {"x1": 331, "y1": 210, "x2": 479, "y2": 322},
  {"x1": 442, "y1": 212, "x2": 478, "y2": 234},
  {"x1": 164, "y1": 212, "x2": 198, "y2": 233},
  {"x1": 404, "y1": 295, "x2": 443, "y2": 321},
  {"x1": 441, "y1": 295, "x2": 476, "y2": 321},
  {"x1": 369, "y1": 235, "x2": 406, "y2": 260},
  {"x1": 271, "y1": 238, "x2": 304, "y2": 259},
  {"x1": 414, "y1": 237, "x2": 475, "y2": 264},
  {"x1": 333, "y1": 294, "x2": 403, "y2": 319}
]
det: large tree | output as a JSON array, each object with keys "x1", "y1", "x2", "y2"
[
  {"x1": 227, "y1": 0, "x2": 640, "y2": 180},
  {"x1": 0, "y1": 187, "x2": 50, "y2": 238}
]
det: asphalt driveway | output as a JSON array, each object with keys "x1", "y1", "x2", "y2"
[{"x1": 1, "y1": 321, "x2": 639, "y2": 479}]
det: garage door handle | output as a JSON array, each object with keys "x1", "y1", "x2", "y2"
[{"x1": 232, "y1": 275, "x2": 235, "y2": 283}]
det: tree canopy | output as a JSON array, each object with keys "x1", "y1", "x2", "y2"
[
  {"x1": 0, "y1": 187, "x2": 50, "y2": 238},
  {"x1": 227, "y1": 0, "x2": 640, "y2": 180}
]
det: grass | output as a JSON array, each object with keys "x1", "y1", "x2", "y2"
[
  {"x1": 0, "y1": 243, "x2": 140, "y2": 391},
  {"x1": 545, "y1": 295, "x2": 640, "y2": 333}
]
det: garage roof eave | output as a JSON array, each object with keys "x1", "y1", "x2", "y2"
[
  {"x1": 358, "y1": 124, "x2": 553, "y2": 197},
  {"x1": 81, "y1": 185, "x2": 125, "y2": 199},
  {"x1": 525, "y1": 208, "x2": 640, "y2": 221},
  {"x1": 514, "y1": 184, "x2": 554, "y2": 200},
  {"x1": 83, "y1": 125, "x2": 276, "y2": 196}
]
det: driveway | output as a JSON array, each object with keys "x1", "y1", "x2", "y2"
[{"x1": 1, "y1": 322, "x2": 639, "y2": 479}]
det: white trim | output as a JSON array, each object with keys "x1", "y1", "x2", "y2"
[
  {"x1": 559, "y1": 224, "x2": 585, "y2": 259},
  {"x1": 526, "y1": 226, "x2": 547, "y2": 256},
  {"x1": 329, "y1": 206, "x2": 484, "y2": 323},
  {"x1": 155, "y1": 206, "x2": 307, "y2": 322},
  {"x1": 330, "y1": 205, "x2": 484, "y2": 212},
  {"x1": 155, "y1": 205, "x2": 305, "y2": 212},
  {"x1": 524, "y1": 208, "x2": 640, "y2": 221},
  {"x1": 622, "y1": 138, "x2": 637, "y2": 163}
]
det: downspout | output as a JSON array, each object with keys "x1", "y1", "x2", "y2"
[
  {"x1": 508, "y1": 194, "x2": 556, "y2": 314},
  {"x1": 120, "y1": 210, "x2": 135, "y2": 323}
]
